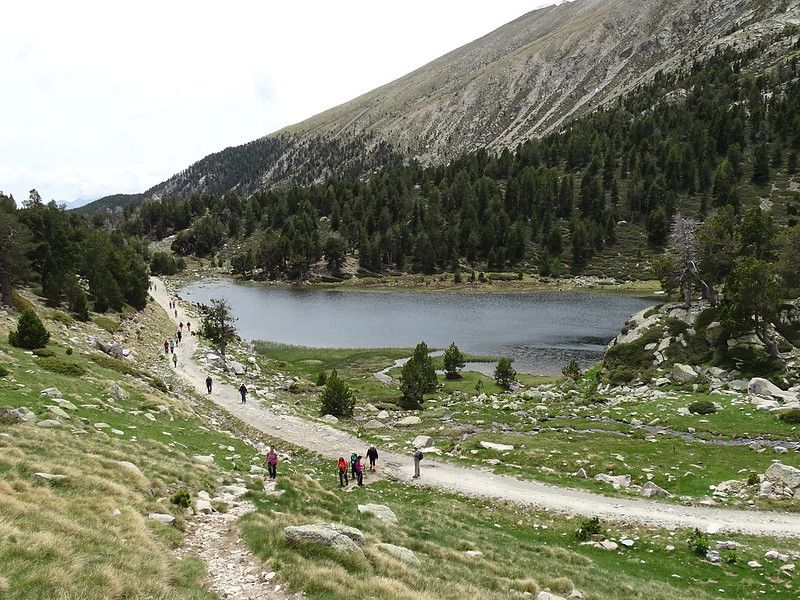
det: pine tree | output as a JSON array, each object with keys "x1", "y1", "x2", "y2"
[
  {"x1": 9, "y1": 309, "x2": 50, "y2": 349},
  {"x1": 319, "y1": 370, "x2": 355, "y2": 417},
  {"x1": 494, "y1": 357, "x2": 516, "y2": 390},
  {"x1": 443, "y1": 342, "x2": 466, "y2": 379}
]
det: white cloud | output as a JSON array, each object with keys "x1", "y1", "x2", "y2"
[{"x1": 0, "y1": 1, "x2": 555, "y2": 204}]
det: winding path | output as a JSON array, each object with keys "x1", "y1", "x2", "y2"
[{"x1": 151, "y1": 278, "x2": 800, "y2": 540}]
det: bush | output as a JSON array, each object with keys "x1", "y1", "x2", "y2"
[
  {"x1": 150, "y1": 251, "x2": 183, "y2": 276},
  {"x1": 0, "y1": 365, "x2": 9, "y2": 378},
  {"x1": 8, "y1": 309, "x2": 51, "y2": 349},
  {"x1": 494, "y1": 357, "x2": 516, "y2": 390},
  {"x1": 66, "y1": 347, "x2": 73, "y2": 355},
  {"x1": 575, "y1": 516, "x2": 602, "y2": 541},
  {"x1": 32, "y1": 348, "x2": 56, "y2": 358},
  {"x1": 608, "y1": 368, "x2": 636, "y2": 385},
  {"x1": 779, "y1": 409, "x2": 800, "y2": 424},
  {"x1": 89, "y1": 353, "x2": 140, "y2": 376},
  {"x1": 562, "y1": 359, "x2": 582, "y2": 381},
  {"x1": 721, "y1": 549, "x2": 737, "y2": 565},
  {"x1": 665, "y1": 317, "x2": 690, "y2": 337},
  {"x1": 316, "y1": 371, "x2": 328, "y2": 386},
  {"x1": 688, "y1": 400, "x2": 717, "y2": 415},
  {"x1": 746, "y1": 472, "x2": 759, "y2": 486},
  {"x1": 93, "y1": 315, "x2": 119, "y2": 334},
  {"x1": 170, "y1": 488, "x2": 191, "y2": 508},
  {"x1": 688, "y1": 529, "x2": 709, "y2": 556},
  {"x1": 320, "y1": 370, "x2": 356, "y2": 418},
  {"x1": 38, "y1": 357, "x2": 87, "y2": 376},
  {"x1": 443, "y1": 342, "x2": 466, "y2": 379}
]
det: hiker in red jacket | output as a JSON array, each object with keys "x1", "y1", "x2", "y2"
[{"x1": 337, "y1": 457, "x2": 349, "y2": 487}]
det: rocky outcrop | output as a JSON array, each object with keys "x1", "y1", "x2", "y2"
[
  {"x1": 284, "y1": 523, "x2": 365, "y2": 555},
  {"x1": 375, "y1": 543, "x2": 420, "y2": 565},
  {"x1": 357, "y1": 504, "x2": 398, "y2": 524}
]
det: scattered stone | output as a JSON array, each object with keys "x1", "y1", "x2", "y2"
[
  {"x1": 363, "y1": 419, "x2": 384, "y2": 429},
  {"x1": 33, "y1": 472, "x2": 67, "y2": 484},
  {"x1": 641, "y1": 481, "x2": 671, "y2": 498},
  {"x1": 748, "y1": 560, "x2": 763, "y2": 569},
  {"x1": 107, "y1": 383, "x2": 129, "y2": 402},
  {"x1": 765, "y1": 549, "x2": 790, "y2": 562},
  {"x1": 396, "y1": 416, "x2": 421, "y2": 426},
  {"x1": 36, "y1": 419, "x2": 61, "y2": 428},
  {"x1": 53, "y1": 398, "x2": 77, "y2": 411},
  {"x1": 321, "y1": 414, "x2": 339, "y2": 424},
  {"x1": 749, "y1": 378, "x2": 797, "y2": 402},
  {"x1": 45, "y1": 406, "x2": 71, "y2": 419},
  {"x1": 594, "y1": 473, "x2": 631, "y2": 489},
  {"x1": 375, "y1": 543, "x2": 420, "y2": 565},
  {"x1": 599, "y1": 540, "x2": 619, "y2": 551},
  {"x1": 671, "y1": 363, "x2": 697, "y2": 383},
  {"x1": 764, "y1": 463, "x2": 800, "y2": 490},
  {"x1": 706, "y1": 550, "x2": 721, "y2": 563},
  {"x1": 376, "y1": 410, "x2": 390, "y2": 420},
  {"x1": 464, "y1": 550, "x2": 484, "y2": 557},
  {"x1": 117, "y1": 461, "x2": 143, "y2": 476},
  {"x1": 193, "y1": 454, "x2": 215, "y2": 465},
  {"x1": 284, "y1": 524, "x2": 364, "y2": 555},
  {"x1": 537, "y1": 592, "x2": 568, "y2": 600},
  {"x1": 413, "y1": 435, "x2": 433, "y2": 449},
  {"x1": 357, "y1": 504, "x2": 398, "y2": 524},
  {"x1": 479, "y1": 441, "x2": 514, "y2": 452},
  {"x1": 148, "y1": 512, "x2": 176, "y2": 526},
  {"x1": 39, "y1": 387, "x2": 63, "y2": 399},
  {"x1": 0, "y1": 406, "x2": 36, "y2": 423}
]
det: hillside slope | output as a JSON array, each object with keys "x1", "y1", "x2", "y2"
[{"x1": 83, "y1": 0, "x2": 800, "y2": 210}]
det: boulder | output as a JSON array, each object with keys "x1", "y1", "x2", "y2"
[
  {"x1": 357, "y1": 504, "x2": 398, "y2": 524},
  {"x1": 321, "y1": 414, "x2": 339, "y2": 424},
  {"x1": 117, "y1": 461, "x2": 143, "y2": 476},
  {"x1": 39, "y1": 387, "x2": 63, "y2": 399},
  {"x1": 33, "y1": 472, "x2": 67, "y2": 484},
  {"x1": 44, "y1": 406, "x2": 71, "y2": 420},
  {"x1": 537, "y1": 593, "x2": 568, "y2": 600},
  {"x1": 363, "y1": 419, "x2": 384, "y2": 430},
  {"x1": 36, "y1": 419, "x2": 62, "y2": 428},
  {"x1": 479, "y1": 441, "x2": 514, "y2": 452},
  {"x1": 749, "y1": 378, "x2": 797, "y2": 402},
  {"x1": 413, "y1": 435, "x2": 433, "y2": 449},
  {"x1": 376, "y1": 410, "x2": 390, "y2": 420},
  {"x1": 396, "y1": 416, "x2": 421, "y2": 426},
  {"x1": 322, "y1": 523, "x2": 366, "y2": 546},
  {"x1": 193, "y1": 454, "x2": 215, "y2": 465},
  {"x1": 107, "y1": 383, "x2": 129, "y2": 403},
  {"x1": 764, "y1": 463, "x2": 800, "y2": 490},
  {"x1": 0, "y1": 406, "x2": 36, "y2": 424},
  {"x1": 594, "y1": 473, "x2": 631, "y2": 489},
  {"x1": 148, "y1": 512, "x2": 176, "y2": 526},
  {"x1": 641, "y1": 482, "x2": 671, "y2": 498},
  {"x1": 195, "y1": 498, "x2": 215, "y2": 514},
  {"x1": 98, "y1": 341, "x2": 126, "y2": 359},
  {"x1": 671, "y1": 363, "x2": 697, "y2": 383},
  {"x1": 375, "y1": 543, "x2": 420, "y2": 565},
  {"x1": 705, "y1": 322, "x2": 723, "y2": 345},
  {"x1": 284, "y1": 524, "x2": 364, "y2": 555},
  {"x1": 226, "y1": 360, "x2": 246, "y2": 376}
]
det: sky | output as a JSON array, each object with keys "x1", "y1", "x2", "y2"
[{"x1": 0, "y1": 0, "x2": 559, "y2": 205}]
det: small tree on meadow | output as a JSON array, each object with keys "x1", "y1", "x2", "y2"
[
  {"x1": 200, "y1": 298, "x2": 238, "y2": 357},
  {"x1": 399, "y1": 342, "x2": 437, "y2": 409},
  {"x1": 443, "y1": 342, "x2": 466, "y2": 379},
  {"x1": 320, "y1": 370, "x2": 355, "y2": 417},
  {"x1": 9, "y1": 308, "x2": 50, "y2": 349},
  {"x1": 494, "y1": 357, "x2": 516, "y2": 390}
]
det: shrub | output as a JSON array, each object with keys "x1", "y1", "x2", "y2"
[
  {"x1": 32, "y1": 348, "x2": 56, "y2": 358},
  {"x1": 316, "y1": 371, "x2": 328, "y2": 386},
  {"x1": 608, "y1": 368, "x2": 636, "y2": 385},
  {"x1": 49, "y1": 310, "x2": 74, "y2": 325},
  {"x1": 8, "y1": 309, "x2": 51, "y2": 349},
  {"x1": 688, "y1": 529, "x2": 709, "y2": 556},
  {"x1": 93, "y1": 315, "x2": 119, "y2": 334},
  {"x1": 89, "y1": 353, "x2": 140, "y2": 376},
  {"x1": 562, "y1": 359, "x2": 582, "y2": 381},
  {"x1": 66, "y1": 347, "x2": 73, "y2": 355},
  {"x1": 319, "y1": 370, "x2": 356, "y2": 418},
  {"x1": 494, "y1": 357, "x2": 516, "y2": 390},
  {"x1": 721, "y1": 549, "x2": 737, "y2": 565},
  {"x1": 688, "y1": 400, "x2": 717, "y2": 415},
  {"x1": 0, "y1": 365, "x2": 9, "y2": 378},
  {"x1": 779, "y1": 409, "x2": 800, "y2": 424},
  {"x1": 38, "y1": 357, "x2": 87, "y2": 376},
  {"x1": 575, "y1": 516, "x2": 602, "y2": 541},
  {"x1": 443, "y1": 342, "x2": 466, "y2": 379},
  {"x1": 665, "y1": 317, "x2": 690, "y2": 337},
  {"x1": 170, "y1": 488, "x2": 191, "y2": 508},
  {"x1": 746, "y1": 472, "x2": 759, "y2": 486}
]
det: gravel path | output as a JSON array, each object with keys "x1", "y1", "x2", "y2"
[{"x1": 152, "y1": 278, "x2": 800, "y2": 540}]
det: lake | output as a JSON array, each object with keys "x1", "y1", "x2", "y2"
[{"x1": 179, "y1": 279, "x2": 654, "y2": 375}]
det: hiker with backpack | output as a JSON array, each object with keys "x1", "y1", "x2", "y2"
[
  {"x1": 266, "y1": 447, "x2": 278, "y2": 480},
  {"x1": 350, "y1": 452, "x2": 358, "y2": 480},
  {"x1": 239, "y1": 383, "x2": 248, "y2": 404},
  {"x1": 354, "y1": 455, "x2": 364, "y2": 486},
  {"x1": 205, "y1": 376, "x2": 213, "y2": 394},
  {"x1": 176, "y1": 329, "x2": 182, "y2": 343},
  {"x1": 172, "y1": 353, "x2": 178, "y2": 368},
  {"x1": 413, "y1": 448, "x2": 423, "y2": 479},
  {"x1": 163, "y1": 340, "x2": 169, "y2": 354},
  {"x1": 169, "y1": 340, "x2": 175, "y2": 354},
  {"x1": 366, "y1": 445, "x2": 378, "y2": 472},
  {"x1": 337, "y1": 457, "x2": 349, "y2": 487}
]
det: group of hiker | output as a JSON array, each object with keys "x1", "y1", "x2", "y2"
[
  {"x1": 337, "y1": 445, "x2": 379, "y2": 487},
  {"x1": 162, "y1": 318, "x2": 192, "y2": 368}
]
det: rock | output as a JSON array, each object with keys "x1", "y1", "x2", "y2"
[
  {"x1": 39, "y1": 387, "x2": 63, "y2": 399},
  {"x1": 749, "y1": 378, "x2": 796, "y2": 402},
  {"x1": 375, "y1": 543, "x2": 420, "y2": 565},
  {"x1": 671, "y1": 363, "x2": 697, "y2": 383},
  {"x1": 107, "y1": 383, "x2": 129, "y2": 402},
  {"x1": 53, "y1": 399, "x2": 77, "y2": 411},
  {"x1": 594, "y1": 473, "x2": 631, "y2": 489},
  {"x1": 376, "y1": 410, "x2": 390, "y2": 420},
  {"x1": 45, "y1": 406, "x2": 71, "y2": 419},
  {"x1": 193, "y1": 454, "x2": 215, "y2": 465},
  {"x1": 706, "y1": 550, "x2": 721, "y2": 563},
  {"x1": 759, "y1": 481, "x2": 774, "y2": 497},
  {"x1": 117, "y1": 461, "x2": 143, "y2": 476},
  {"x1": 284, "y1": 524, "x2": 364, "y2": 555},
  {"x1": 94, "y1": 422, "x2": 110, "y2": 429},
  {"x1": 0, "y1": 406, "x2": 36, "y2": 424},
  {"x1": 641, "y1": 482, "x2": 671, "y2": 498},
  {"x1": 322, "y1": 523, "x2": 366, "y2": 546},
  {"x1": 479, "y1": 441, "x2": 514, "y2": 452},
  {"x1": 537, "y1": 592, "x2": 568, "y2": 600},
  {"x1": 36, "y1": 419, "x2": 61, "y2": 428},
  {"x1": 195, "y1": 498, "x2": 215, "y2": 514},
  {"x1": 574, "y1": 468, "x2": 588, "y2": 478},
  {"x1": 599, "y1": 540, "x2": 618, "y2": 551},
  {"x1": 321, "y1": 414, "x2": 339, "y2": 424},
  {"x1": 705, "y1": 322, "x2": 723, "y2": 344},
  {"x1": 396, "y1": 416, "x2": 421, "y2": 426},
  {"x1": 748, "y1": 560, "x2": 763, "y2": 569},
  {"x1": 363, "y1": 419, "x2": 384, "y2": 429},
  {"x1": 33, "y1": 472, "x2": 67, "y2": 484},
  {"x1": 227, "y1": 360, "x2": 246, "y2": 376},
  {"x1": 413, "y1": 435, "x2": 433, "y2": 449},
  {"x1": 464, "y1": 550, "x2": 484, "y2": 557},
  {"x1": 148, "y1": 512, "x2": 176, "y2": 526},
  {"x1": 357, "y1": 504, "x2": 398, "y2": 524},
  {"x1": 620, "y1": 538, "x2": 635, "y2": 548},
  {"x1": 764, "y1": 463, "x2": 800, "y2": 490},
  {"x1": 765, "y1": 549, "x2": 790, "y2": 562}
]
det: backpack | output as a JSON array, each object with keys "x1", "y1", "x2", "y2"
[{"x1": 415, "y1": 450, "x2": 423, "y2": 461}]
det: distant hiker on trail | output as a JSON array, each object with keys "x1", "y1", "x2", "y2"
[
  {"x1": 266, "y1": 447, "x2": 278, "y2": 480},
  {"x1": 174, "y1": 309, "x2": 178, "y2": 318},
  {"x1": 350, "y1": 452, "x2": 358, "y2": 480},
  {"x1": 337, "y1": 457, "x2": 349, "y2": 486},
  {"x1": 366, "y1": 445, "x2": 378, "y2": 472},
  {"x1": 163, "y1": 340, "x2": 169, "y2": 354},
  {"x1": 179, "y1": 322, "x2": 184, "y2": 330},
  {"x1": 177, "y1": 329, "x2": 182, "y2": 343},
  {"x1": 239, "y1": 383, "x2": 248, "y2": 404},
  {"x1": 187, "y1": 321, "x2": 191, "y2": 332},
  {"x1": 169, "y1": 340, "x2": 175, "y2": 354},
  {"x1": 172, "y1": 353, "x2": 178, "y2": 368},
  {"x1": 206, "y1": 376, "x2": 213, "y2": 394},
  {"x1": 355, "y1": 455, "x2": 364, "y2": 486},
  {"x1": 413, "y1": 448, "x2": 423, "y2": 479}
]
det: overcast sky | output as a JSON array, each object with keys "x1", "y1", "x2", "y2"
[{"x1": 1, "y1": 1, "x2": 558, "y2": 205}]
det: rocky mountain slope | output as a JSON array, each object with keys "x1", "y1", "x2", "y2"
[{"x1": 83, "y1": 0, "x2": 800, "y2": 211}]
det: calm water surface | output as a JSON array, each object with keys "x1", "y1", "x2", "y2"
[{"x1": 180, "y1": 279, "x2": 653, "y2": 375}]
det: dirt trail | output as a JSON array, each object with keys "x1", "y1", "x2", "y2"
[{"x1": 152, "y1": 278, "x2": 800, "y2": 540}]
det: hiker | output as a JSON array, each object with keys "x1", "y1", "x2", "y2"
[
  {"x1": 206, "y1": 376, "x2": 213, "y2": 394},
  {"x1": 172, "y1": 353, "x2": 178, "y2": 368},
  {"x1": 366, "y1": 445, "x2": 378, "y2": 472},
  {"x1": 350, "y1": 452, "x2": 358, "y2": 480},
  {"x1": 266, "y1": 447, "x2": 278, "y2": 480},
  {"x1": 239, "y1": 383, "x2": 247, "y2": 404},
  {"x1": 169, "y1": 340, "x2": 175, "y2": 354},
  {"x1": 177, "y1": 329, "x2": 182, "y2": 343},
  {"x1": 413, "y1": 448, "x2": 423, "y2": 479},
  {"x1": 355, "y1": 455, "x2": 364, "y2": 486},
  {"x1": 163, "y1": 340, "x2": 169, "y2": 354},
  {"x1": 337, "y1": 457, "x2": 349, "y2": 486},
  {"x1": 179, "y1": 321, "x2": 184, "y2": 330},
  {"x1": 174, "y1": 309, "x2": 178, "y2": 318},
  {"x1": 187, "y1": 321, "x2": 191, "y2": 332}
]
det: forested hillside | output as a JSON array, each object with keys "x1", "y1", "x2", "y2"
[{"x1": 121, "y1": 28, "x2": 800, "y2": 288}]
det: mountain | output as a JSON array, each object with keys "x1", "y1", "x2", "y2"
[{"x1": 82, "y1": 0, "x2": 800, "y2": 211}]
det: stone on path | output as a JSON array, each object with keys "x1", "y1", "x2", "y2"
[
  {"x1": 357, "y1": 503, "x2": 398, "y2": 524},
  {"x1": 148, "y1": 512, "x2": 176, "y2": 526},
  {"x1": 641, "y1": 481, "x2": 671, "y2": 498},
  {"x1": 479, "y1": 441, "x2": 514, "y2": 452},
  {"x1": 375, "y1": 543, "x2": 420, "y2": 565}
]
